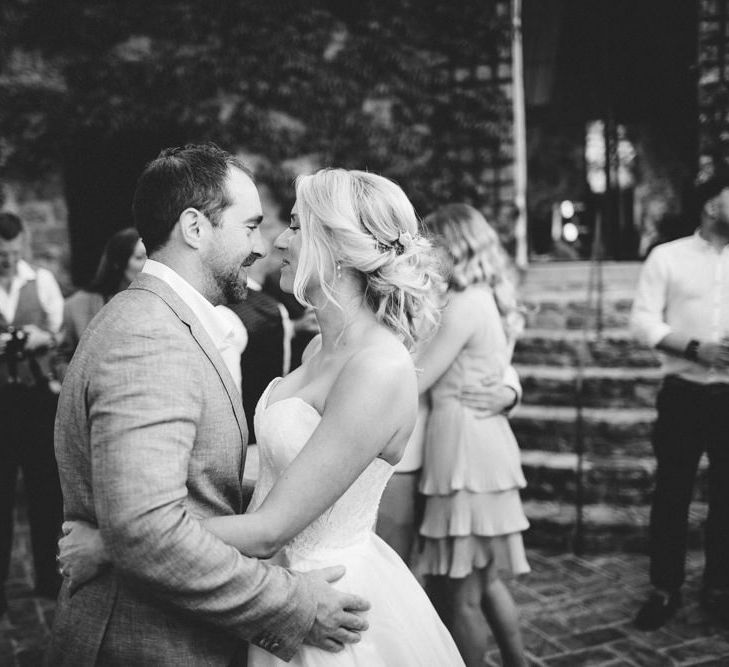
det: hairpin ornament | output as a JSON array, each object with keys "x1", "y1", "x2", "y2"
[{"x1": 375, "y1": 230, "x2": 416, "y2": 256}]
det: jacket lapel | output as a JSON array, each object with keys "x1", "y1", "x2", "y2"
[{"x1": 129, "y1": 273, "x2": 248, "y2": 454}]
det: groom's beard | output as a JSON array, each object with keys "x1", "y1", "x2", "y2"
[{"x1": 216, "y1": 253, "x2": 258, "y2": 305}]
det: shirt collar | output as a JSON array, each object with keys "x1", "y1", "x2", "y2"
[
  {"x1": 694, "y1": 228, "x2": 729, "y2": 252},
  {"x1": 14, "y1": 259, "x2": 36, "y2": 284},
  {"x1": 247, "y1": 277, "x2": 263, "y2": 291},
  {"x1": 142, "y1": 259, "x2": 229, "y2": 349}
]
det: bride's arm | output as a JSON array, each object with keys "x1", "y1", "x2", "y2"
[
  {"x1": 59, "y1": 349, "x2": 416, "y2": 575},
  {"x1": 204, "y1": 348, "x2": 417, "y2": 558}
]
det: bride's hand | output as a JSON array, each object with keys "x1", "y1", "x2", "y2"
[{"x1": 58, "y1": 521, "x2": 110, "y2": 594}]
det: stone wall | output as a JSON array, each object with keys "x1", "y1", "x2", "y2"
[
  {"x1": 1, "y1": 174, "x2": 71, "y2": 295},
  {"x1": 1, "y1": 0, "x2": 520, "y2": 276}
]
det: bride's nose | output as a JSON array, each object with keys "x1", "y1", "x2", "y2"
[{"x1": 274, "y1": 229, "x2": 289, "y2": 250}]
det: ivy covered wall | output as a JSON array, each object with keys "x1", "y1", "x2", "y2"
[{"x1": 0, "y1": 0, "x2": 517, "y2": 285}]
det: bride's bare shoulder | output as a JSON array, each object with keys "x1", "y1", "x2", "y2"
[{"x1": 342, "y1": 335, "x2": 415, "y2": 389}]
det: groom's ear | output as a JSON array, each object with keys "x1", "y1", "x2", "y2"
[{"x1": 178, "y1": 208, "x2": 209, "y2": 250}]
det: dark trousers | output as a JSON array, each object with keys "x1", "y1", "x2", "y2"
[
  {"x1": 0, "y1": 383, "x2": 62, "y2": 595},
  {"x1": 649, "y1": 376, "x2": 729, "y2": 593}
]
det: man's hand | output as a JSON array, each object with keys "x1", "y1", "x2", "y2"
[
  {"x1": 58, "y1": 521, "x2": 109, "y2": 594},
  {"x1": 697, "y1": 339, "x2": 729, "y2": 369},
  {"x1": 461, "y1": 376, "x2": 518, "y2": 418},
  {"x1": 299, "y1": 566, "x2": 370, "y2": 653},
  {"x1": 717, "y1": 337, "x2": 729, "y2": 369},
  {"x1": 23, "y1": 324, "x2": 55, "y2": 352}
]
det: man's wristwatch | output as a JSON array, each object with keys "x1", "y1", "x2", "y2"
[{"x1": 684, "y1": 339, "x2": 700, "y2": 362}]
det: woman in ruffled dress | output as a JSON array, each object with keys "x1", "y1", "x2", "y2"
[{"x1": 416, "y1": 203, "x2": 529, "y2": 667}]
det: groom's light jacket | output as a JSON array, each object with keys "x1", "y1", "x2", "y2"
[{"x1": 47, "y1": 272, "x2": 316, "y2": 666}]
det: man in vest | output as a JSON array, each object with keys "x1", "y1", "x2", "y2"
[{"x1": 0, "y1": 211, "x2": 64, "y2": 618}]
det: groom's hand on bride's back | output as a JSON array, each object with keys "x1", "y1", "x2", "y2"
[{"x1": 299, "y1": 565, "x2": 370, "y2": 653}]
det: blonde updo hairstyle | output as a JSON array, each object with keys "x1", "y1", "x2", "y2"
[
  {"x1": 293, "y1": 168, "x2": 441, "y2": 350},
  {"x1": 423, "y1": 203, "x2": 524, "y2": 345}
]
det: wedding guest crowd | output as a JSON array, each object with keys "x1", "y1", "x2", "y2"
[{"x1": 6, "y1": 134, "x2": 729, "y2": 665}]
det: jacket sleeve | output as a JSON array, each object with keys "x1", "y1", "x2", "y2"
[{"x1": 87, "y1": 325, "x2": 315, "y2": 660}]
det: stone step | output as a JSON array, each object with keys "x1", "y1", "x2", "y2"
[
  {"x1": 510, "y1": 405, "x2": 655, "y2": 457},
  {"x1": 521, "y1": 499, "x2": 707, "y2": 553},
  {"x1": 516, "y1": 365, "x2": 662, "y2": 408},
  {"x1": 514, "y1": 328, "x2": 660, "y2": 368},
  {"x1": 520, "y1": 261, "x2": 643, "y2": 294},
  {"x1": 519, "y1": 450, "x2": 708, "y2": 506},
  {"x1": 522, "y1": 290, "x2": 635, "y2": 330}
]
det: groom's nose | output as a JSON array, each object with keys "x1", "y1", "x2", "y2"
[{"x1": 250, "y1": 228, "x2": 267, "y2": 259}]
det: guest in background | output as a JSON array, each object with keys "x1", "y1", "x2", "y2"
[
  {"x1": 59, "y1": 227, "x2": 146, "y2": 364},
  {"x1": 261, "y1": 199, "x2": 320, "y2": 371},
  {"x1": 376, "y1": 357, "x2": 522, "y2": 570},
  {"x1": 416, "y1": 204, "x2": 529, "y2": 667},
  {"x1": 0, "y1": 211, "x2": 64, "y2": 617},
  {"x1": 631, "y1": 160, "x2": 729, "y2": 631}
]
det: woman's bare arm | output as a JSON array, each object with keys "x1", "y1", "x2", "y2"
[
  {"x1": 204, "y1": 347, "x2": 417, "y2": 557},
  {"x1": 415, "y1": 291, "x2": 474, "y2": 393}
]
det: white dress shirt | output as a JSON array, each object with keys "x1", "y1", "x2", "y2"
[
  {"x1": 630, "y1": 232, "x2": 729, "y2": 384},
  {"x1": 0, "y1": 259, "x2": 64, "y2": 333},
  {"x1": 142, "y1": 260, "x2": 248, "y2": 393}
]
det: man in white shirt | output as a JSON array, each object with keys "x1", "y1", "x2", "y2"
[
  {"x1": 0, "y1": 211, "x2": 65, "y2": 617},
  {"x1": 631, "y1": 163, "x2": 729, "y2": 630}
]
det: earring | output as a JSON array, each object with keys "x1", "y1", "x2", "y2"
[{"x1": 336, "y1": 262, "x2": 342, "y2": 280}]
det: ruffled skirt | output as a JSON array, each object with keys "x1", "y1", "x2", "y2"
[{"x1": 418, "y1": 488, "x2": 530, "y2": 579}]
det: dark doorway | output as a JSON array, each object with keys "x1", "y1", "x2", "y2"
[
  {"x1": 63, "y1": 127, "x2": 184, "y2": 287},
  {"x1": 524, "y1": 0, "x2": 699, "y2": 260}
]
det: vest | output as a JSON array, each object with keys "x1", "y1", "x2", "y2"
[{"x1": 0, "y1": 277, "x2": 53, "y2": 387}]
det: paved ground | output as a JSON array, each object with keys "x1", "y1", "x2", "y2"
[{"x1": 3, "y1": 513, "x2": 729, "y2": 666}]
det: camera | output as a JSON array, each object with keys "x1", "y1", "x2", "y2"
[{"x1": 0, "y1": 326, "x2": 29, "y2": 361}]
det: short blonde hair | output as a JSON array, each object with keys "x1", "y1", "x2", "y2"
[
  {"x1": 293, "y1": 169, "x2": 441, "y2": 349},
  {"x1": 424, "y1": 203, "x2": 524, "y2": 343}
]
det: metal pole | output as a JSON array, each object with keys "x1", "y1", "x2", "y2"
[{"x1": 512, "y1": 0, "x2": 529, "y2": 270}]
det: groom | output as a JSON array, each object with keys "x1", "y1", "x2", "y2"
[{"x1": 47, "y1": 144, "x2": 369, "y2": 665}]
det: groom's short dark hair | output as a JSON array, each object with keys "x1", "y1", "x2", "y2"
[{"x1": 133, "y1": 142, "x2": 253, "y2": 254}]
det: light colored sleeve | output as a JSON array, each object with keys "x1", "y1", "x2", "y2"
[
  {"x1": 630, "y1": 248, "x2": 672, "y2": 347},
  {"x1": 35, "y1": 268, "x2": 64, "y2": 333}
]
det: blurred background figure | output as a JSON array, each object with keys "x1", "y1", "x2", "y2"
[
  {"x1": 58, "y1": 227, "x2": 146, "y2": 367},
  {"x1": 261, "y1": 199, "x2": 320, "y2": 372},
  {"x1": 415, "y1": 204, "x2": 529, "y2": 667},
  {"x1": 228, "y1": 247, "x2": 291, "y2": 443},
  {"x1": 0, "y1": 212, "x2": 64, "y2": 617},
  {"x1": 631, "y1": 161, "x2": 729, "y2": 631},
  {"x1": 376, "y1": 390, "x2": 430, "y2": 568}
]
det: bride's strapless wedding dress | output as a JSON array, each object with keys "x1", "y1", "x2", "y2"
[{"x1": 247, "y1": 379, "x2": 464, "y2": 666}]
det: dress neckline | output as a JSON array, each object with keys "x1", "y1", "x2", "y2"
[
  {"x1": 263, "y1": 377, "x2": 322, "y2": 418},
  {"x1": 259, "y1": 377, "x2": 394, "y2": 469}
]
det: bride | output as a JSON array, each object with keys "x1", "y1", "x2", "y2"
[{"x1": 59, "y1": 168, "x2": 465, "y2": 666}]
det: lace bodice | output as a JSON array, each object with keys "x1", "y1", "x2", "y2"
[{"x1": 248, "y1": 380, "x2": 394, "y2": 562}]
